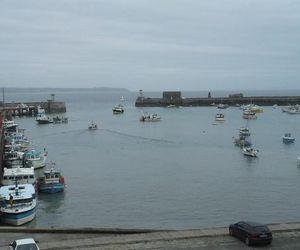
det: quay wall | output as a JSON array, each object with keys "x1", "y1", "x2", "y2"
[
  {"x1": 135, "y1": 95, "x2": 300, "y2": 107},
  {"x1": 2, "y1": 101, "x2": 66, "y2": 115}
]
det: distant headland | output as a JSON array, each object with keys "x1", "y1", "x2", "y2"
[{"x1": 3, "y1": 87, "x2": 130, "y2": 93}]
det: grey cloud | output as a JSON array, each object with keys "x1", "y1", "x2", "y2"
[{"x1": 0, "y1": 0, "x2": 300, "y2": 90}]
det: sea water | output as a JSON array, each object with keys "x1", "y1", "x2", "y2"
[{"x1": 4, "y1": 89, "x2": 300, "y2": 229}]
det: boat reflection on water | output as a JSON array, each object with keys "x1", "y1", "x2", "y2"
[{"x1": 38, "y1": 192, "x2": 66, "y2": 213}]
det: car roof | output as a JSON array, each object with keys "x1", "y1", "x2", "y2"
[{"x1": 15, "y1": 238, "x2": 36, "y2": 245}]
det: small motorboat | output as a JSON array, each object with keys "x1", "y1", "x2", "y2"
[
  {"x1": 36, "y1": 114, "x2": 53, "y2": 124},
  {"x1": 112, "y1": 104, "x2": 124, "y2": 114},
  {"x1": 282, "y1": 133, "x2": 295, "y2": 143},
  {"x1": 215, "y1": 113, "x2": 225, "y2": 121},
  {"x1": 239, "y1": 127, "x2": 250, "y2": 137},
  {"x1": 140, "y1": 113, "x2": 161, "y2": 122},
  {"x1": 88, "y1": 121, "x2": 98, "y2": 130},
  {"x1": 243, "y1": 110, "x2": 257, "y2": 120},
  {"x1": 242, "y1": 147, "x2": 258, "y2": 157}
]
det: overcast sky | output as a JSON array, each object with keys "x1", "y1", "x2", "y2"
[{"x1": 0, "y1": 0, "x2": 299, "y2": 91}]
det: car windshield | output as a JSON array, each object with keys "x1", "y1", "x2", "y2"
[
  {"x1": 253, "y1": 226, "x2": 269, "y2": 232},
  {"x1": 16, "y1": 243, "x2": 38, "y2": 250}
]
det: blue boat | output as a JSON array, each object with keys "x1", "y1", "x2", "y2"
[
  {"x1": 0, "y1": 183, "x2": 36, "y2": 226},
  {"x1": 283, "y1": 133, "x2": 295, "y2": 143},
  {"x1": 38, "y1": 167, "x2": 65, "y2": 194}
]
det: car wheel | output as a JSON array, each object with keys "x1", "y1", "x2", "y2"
[
  {"x1": 229, "y1": 228, "x2": 233, "y2": 236},
  {"x1": 245, "y1": 236, "x2": 250, "y2": 246}
]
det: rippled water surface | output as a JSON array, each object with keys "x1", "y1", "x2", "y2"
[{"x1": 4, "y1": 90, "x2": 300, "y2": 229}]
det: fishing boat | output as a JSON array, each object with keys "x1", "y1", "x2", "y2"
[
  {"x1": 140, "y1": 113, "x2": 161, "y2": 122},
  {"x1": 242, "y1": 147, "x2": 258, "y2": 157},
  {"x1": 215, "y1": 113, "x2": 225, "y2": 121},
  {"x1": 24, "y1": 150, "x2": 47, "y2": 169},
  {"x1": 112, "y1": 104, "x2": 124, "y2": 114},
  {"x1": 4, "y1": 150, "x2": 24, "y2": 167},
  {"x1": 36, "y1": 114, "x2": 53, "y2": 124},
  {"x1": 0, "y1": 183, "x2": 37, "y2": 226},
  {"x1": 38, "y1": 166, "x2": 65, "y2": 193},
  {"x1": 1, "y1": 167, "x2": 36, "y2": 186},
  {"x1": 3, "y1": 120, "x2": 18, "y2": 132},
  {"x1": 282, "y1": 133, "x2": 295, "y2": 143},
  {"x1": 88, "y1": 121, "x2": 98, "y2": 130}
]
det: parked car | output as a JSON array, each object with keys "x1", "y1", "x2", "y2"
[
  {"x1": 9, "y1": 238, "x2": 39, "y2": 250},
  {"x1": 229, "y1": 221, "x2": 272, "y2": 246}
]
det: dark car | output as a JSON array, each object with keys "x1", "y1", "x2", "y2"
[{"x1": 229, "y1": 221, "x2": 272, "y2": 246}]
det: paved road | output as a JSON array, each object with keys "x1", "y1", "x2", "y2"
[{"x1": 1, "y1": 223, "x2": 300, "y2": 249}]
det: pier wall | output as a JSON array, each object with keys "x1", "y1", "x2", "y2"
[
  {"x1": 2, "y1": 101, "x2": 66, "y2": 116},
  {"x1": 135, "y1": 94, "x2": 300, "y2": 107}
]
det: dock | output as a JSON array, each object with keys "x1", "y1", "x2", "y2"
[
  {"x1": 135, "y1": 91, "x2": 300, "y2": 107},
  {"x1": 1, "y1": 100, "x2": 66, "y2": 117}
]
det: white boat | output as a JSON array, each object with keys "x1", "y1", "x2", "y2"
[
  {"x1": 3, "y1": 120, "x2": 18, "y2": 132},
  {"x1": 24, "y1": 150, "x2": 47, "y2": 169},
  {"x1": 287, "y1": 109, "x2": 300, "y2": 114},
  {"x1": 297, "y1": 156, "x2": 300, "y2": 167},
  {"x1": 250, "y1": 105, "x2": 264, "y2": 113},
  {"x1": 215, "y1": 113, "x2": 225, "y2": 121},
  {"x1": 112, "y1": 104, "x2": 124, "y2": 114},
  {"x1": 0, "y1": 183, "x2": 37, "y2": 226},
  {"x1": 239, "y1": 127, "x2": 250, "y2": 137},
  {"x1": 282, "y1": 133, "x2": 295, "y2": 143},
  {"x1": 243, "y1": 110, "x2": 257, "y2": 119},
  {"x1": 4, "y1": 150, "x2": 24, "y2": 167},
  {"x1": 1, "y1": 167, "x2": 36, "y2": 186},
  {"x1": 217, "y1": 104, "x2": 228, "y2": 109},
  {"x1": 140, "y1": 113, "x2": 161, "y2": 122},
  {"x1": 88, "y1": 121, "x2": 98, "y2": 130},
  {"x1": 242, "y1": 147, "x2": 258, "y2": 157},
  {"x1": 36, "y1": 114, "x2": 53, "y2": 124}
]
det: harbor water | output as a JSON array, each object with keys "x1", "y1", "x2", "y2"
[{"x1": 4, "y1": 89, "x2": 300, "y2": 229}]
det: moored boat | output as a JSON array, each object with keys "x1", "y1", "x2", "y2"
[
  {"x1": 38, "y1": 166, "x2": 65, "y2": 193},
  {"x1": 1, "y1": 167, "x2": 36, "y2": 186},
  {"x1": 239, "y1": 127, "x2": 250, "y2": 137},
  {"x1": 140, "y1": 113, "x2": 161, "y2": 122},
  {"x1": 88, "y1": 121, "x2": 98, "y2": 130},
  {"x1": 24, "y1": 150, "x2": 47, "y2": 169},
  {"x1": 3, "y1": 120, "x2": 18, "y2": 132},
  {"x1": 36, "y1": 114, "x2": 53, "y2": 124},
  {"x1": 282, "y1": 133, "x2": 295, "y2": 143},
  {"x1": 215, "y1": 113, "x2": 225, "y2": 121},
  {"x1": 0, "y1": 183, "x2": 37, "y2": 226},
  {"x1": 112, "y1": 104, "x2": 124, "y2": 114},
  {"x1": 243, "y1": 110, "x2": 257, "y2": 120},
  {"x1": 242, "y1": 147, "x2": 258, "y2": 157}
]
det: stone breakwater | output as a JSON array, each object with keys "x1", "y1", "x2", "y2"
[{"x1": 135, "y1": 95, "x2": 300, "y2": 107}]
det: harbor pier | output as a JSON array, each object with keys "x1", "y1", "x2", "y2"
[
  {"x1": 135, "y1": 91, "x2": 300, "y2": 107},
  {"x1": 0, "y1": 100, "x2": 66, "y2": 117}
]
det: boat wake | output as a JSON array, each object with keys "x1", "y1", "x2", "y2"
[{"x1": 103, "y1": 129, "x2": 173, "y2": 143}]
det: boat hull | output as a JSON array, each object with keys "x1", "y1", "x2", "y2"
[
  {"x1": 1, "y1": 207, "x2": 36, "y2": 226},
  {"x1": 39, "y1": 183, "x2": 65, "y2": 193}
]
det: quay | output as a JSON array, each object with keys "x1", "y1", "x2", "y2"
[
  {"x1": 135, "y1": 91, "x2": 300, "y2": 107},
  {"x1": 1, "y1": 222, "x2": 300, "y2": 249},
  {"x1": 2, "y1": 100, "x2": 66, "y2": 117}
]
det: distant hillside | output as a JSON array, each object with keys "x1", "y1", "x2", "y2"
[{"x1": 3, "y1": 87, "x2": 130, "y2": 93}]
